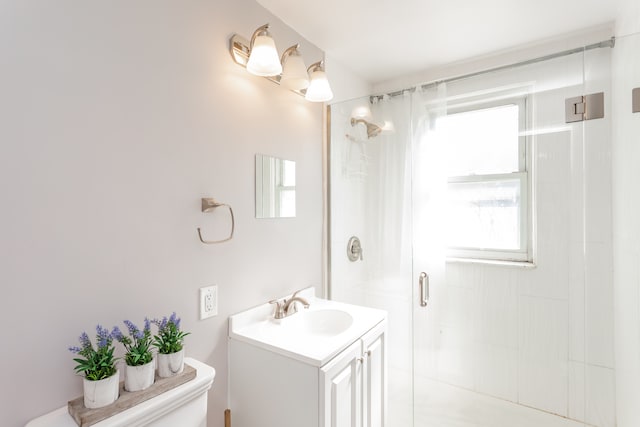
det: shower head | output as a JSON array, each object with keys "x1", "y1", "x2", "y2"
[{"x1": 350, "y1": 117, "x2": 382, "y2": 139}]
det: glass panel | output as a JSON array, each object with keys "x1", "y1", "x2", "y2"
[
  {"x1": 446, "y1": 178, "x2": 521, "y2": 250},
  {"x1": 441, "y1": 104, "x2": 520, "y2": 176},
  {"x1": 329, "y1": 95, "x2": 415, "y2": 427},
  {"x1": 329, "y1": 43, "x2": 599, "y2": 427}
]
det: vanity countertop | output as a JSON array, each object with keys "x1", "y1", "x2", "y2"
[{"x1": 228, "y1": 287, "x2": 387, "y2": 367}]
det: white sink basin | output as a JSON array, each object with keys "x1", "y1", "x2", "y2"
[
  {"x1": 283, "y1": 308, "x2": 354, "y2": 337},
  {"x1": 229, "y1": 288, "x2": 386, "y2": 366}
]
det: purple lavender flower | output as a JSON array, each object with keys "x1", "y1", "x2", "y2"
[
  {"x1": 79, "y1": 332, "x2": 92, "y2": 350},
  {"x1": 124, "y1": 320, "x2": 138, "y2": 335},
  {"x1": 68, "y1": 346, "x2": 82, "y2": 354},
  {"x1": 96, "y1": 325, "x2": 111, "y2": 349},
  {"x1": 169, "y1": 312, "x2": 178, "y2": 325},
  {"x1": 152, "y1": 316, "x2": 168, "y2": 331},
  {"x1": 144, "y1": 317, "x2": 151, "y2": 333},
  {"x1": 111, "y1": 326, "x2": 124, "y2": 341}
]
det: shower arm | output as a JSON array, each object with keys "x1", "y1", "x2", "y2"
[{"x1": 350, "y1": 117, "x2": 382, "y2": 139}]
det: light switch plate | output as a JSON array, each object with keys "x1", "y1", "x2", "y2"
[{"x1": 200, "y1": 285, "x2": 218, "y2": 320}]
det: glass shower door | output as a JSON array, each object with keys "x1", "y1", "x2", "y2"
[{"x1": 410, "y1": 50, "x2": 598, "y2": 427}]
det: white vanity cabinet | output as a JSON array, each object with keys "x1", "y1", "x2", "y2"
[
  {"x1": 320, "y1": 321, "x2": 387, "y2": 427},
  {"x1": 228, "y1": 295, "x2": 387, "y2": 427}
]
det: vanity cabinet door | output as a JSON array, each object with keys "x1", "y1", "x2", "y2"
[
  {"x1": 320, "y1": 341, "x2": 363, "y2": 427},
  {"x1": 361, "y1": 321, "x2": 387, "y2": 427}
]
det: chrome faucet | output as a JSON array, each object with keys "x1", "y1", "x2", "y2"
[{"x1": 269, "y1": 289, "x2": 311, "y2": 319}]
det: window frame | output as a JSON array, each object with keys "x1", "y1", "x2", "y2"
[{"x1": 444, "y1": 95, "x2": 533, "y2": 263}]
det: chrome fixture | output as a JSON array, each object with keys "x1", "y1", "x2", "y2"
[
  {"x1": 269, "y1": 289, "x2": 311, "y2": 319},
  {"x1": 229, "y1": 24, "x2": 332, "y2": 102},
  {"x1": 419, "y1": 272, "x2": 429, "y2": 307},
  {"x1": 351, "y1": 117, "x2": 382, "y2": 139},
  {"x1": 197, "y1": 198, "x2": 235, "y2": 244},
  {"x1": 347, "y1": 236, "x2": 363, "y2": 262},
  {"x1": 565, "y1": 92, "x2": 605, "y2": 123}
]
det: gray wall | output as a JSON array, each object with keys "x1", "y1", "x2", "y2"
[{"x1": 0, "y1": 1, "x2": 324, "y2": 426}]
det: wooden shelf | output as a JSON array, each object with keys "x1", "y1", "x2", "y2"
[{"x1": 68, "y1": 364, "x2": 196, "y2": 427}]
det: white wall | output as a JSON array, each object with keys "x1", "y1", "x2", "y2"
[
  {"x1": 612, "y1": 1, "x2": 640, "y2": 425},
  {"x1": 0, "y1": 2, "x2": 324, "y2": 427},
  {"x1": 325, "y1": 55, "x2": 373, "y2": 104}
]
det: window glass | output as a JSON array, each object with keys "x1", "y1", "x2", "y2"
[
  {"x1": 447, "y1": 179, "x2": 521, "y2": 250},
  {"x1": 441, "y1": 104, "x2": 520, "y2": 176}
]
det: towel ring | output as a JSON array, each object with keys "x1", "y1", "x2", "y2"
[{"x1": 197, "y1": 198, "x2": 235, "y2": 244}]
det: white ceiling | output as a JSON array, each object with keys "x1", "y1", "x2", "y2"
[{"x1": 256, "y1": 0, "x2": 619, "y2": 84}]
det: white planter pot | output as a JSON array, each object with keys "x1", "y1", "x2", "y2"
[
  {"x1": 156, "y1": 348, "x2": 184, "y2": 378},
  {"x1": 83, "y1": 371, "x2": 119, "y2": 409},
  {"x1": 124, "y1": 359, "x2": 155, "y2": 392}
]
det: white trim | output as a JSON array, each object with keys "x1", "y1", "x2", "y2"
[{"x1": 444, "y1": 94, "x2": 533, "y2": 263}]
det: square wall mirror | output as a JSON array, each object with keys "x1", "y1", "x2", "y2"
[{"x1": 255, "y1": 154, "x2": 296, "y2": 218}]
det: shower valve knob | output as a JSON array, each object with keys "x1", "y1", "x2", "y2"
[{"x1": 347, "y1": 236, "x2": 363, "y2": 262}]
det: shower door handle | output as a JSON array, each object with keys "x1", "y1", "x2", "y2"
[{"x1": 419, "y1": 272, "x2": 429, "y2": 307}]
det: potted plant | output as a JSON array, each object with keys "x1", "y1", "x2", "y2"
[
  {"x1": 152, "y1": 312, "x2": 190, "y2": 378},
  {"x1": 113, "y1": 318, "x2": 155, "y2": 392},
  {"x1": 69, "y1": 325, "x2": 120, "y2": 408}
]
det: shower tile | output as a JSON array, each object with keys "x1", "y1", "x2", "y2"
[
  {"x1": 437, "y1": 325, "x2": 475, "y2": 390},
  {"x1": 568, "y1": 240, "x2": 586, "y2": 363},
  {"x1": 518, "y1": 355, "x2": 568, "y2": 417},
  {"x1": 518, "y1": 295, "x2": 569, "y2": 416},
  {"x1": 584, "y1": 116, "x2": 613, "y2": 245},
  {"x1": 474, "y1": 344, "x2": 518, "y2": 402},
  {"x1": 568, "y1": 361, "x2": 586, "y2": 422},
  {"x1": 519, "y1": 295, "x2": 569, "y2": 360},
  {"x1": 585, "y1": 365, "x2": 616, "y2": 427},
  {"x1": 474, "y1": 273, "x2": 518, "y2": 348},
  {"x1": 585, "y1": 241, "x2": 614, "y2": 368}
]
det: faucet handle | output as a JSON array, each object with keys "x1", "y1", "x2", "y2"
[{"x1": 269, "y1": 299, "x2": 286, "y2": 319}]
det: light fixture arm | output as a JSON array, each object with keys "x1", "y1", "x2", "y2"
[
  {"x1": 307, "y1": 60, "x2": 325, "y2": 73},
  {"x1": 249, "y1": 23, "x2": 271, "y2": 51},
  {"x1": 281, "y1": 43, "x2": 301, "y2": 64}
]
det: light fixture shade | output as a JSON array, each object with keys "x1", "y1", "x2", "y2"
[
  {"x1": 281, "y1": 53, "x2": 309, "y2": 91},
  {"x1": 247, "y1": 34, "x2": 282, "y2": 77},
  {"x1": 305, "y1": 69, "x2": 333, "y2": 102}
]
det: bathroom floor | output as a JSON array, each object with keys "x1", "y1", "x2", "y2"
[{"x1": 390, "y1": 374, "x2": 590, "y2": 427}]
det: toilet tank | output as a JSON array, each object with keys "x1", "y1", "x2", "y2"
[{"x1": 25, "y1": 358, "x2": 215, "y2": 427}]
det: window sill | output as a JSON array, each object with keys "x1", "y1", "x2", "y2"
[{"x1": 446, "y1": 257, "x2": 536, "y2": 269}]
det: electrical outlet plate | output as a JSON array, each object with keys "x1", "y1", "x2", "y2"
[{"x1": 200, "y1": 285, "x2": 218, "y2": 320}]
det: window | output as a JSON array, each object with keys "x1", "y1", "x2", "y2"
[{"x1": 441, "y1": 97, "x2": 531, "y2": 262}]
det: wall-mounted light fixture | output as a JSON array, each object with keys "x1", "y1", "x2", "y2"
[
  {"x1": 305, "y1": 61, "x2": 333, "y2": 102},
  {"x1": 280, "y1": 44, "x2": 309, "y2": 91},
  {"x1": 229, "y1": 24, "x2": 333, "y2": 102},
  {"x1": 246, "y1": 24, "x2": 282, "y2": 77}
]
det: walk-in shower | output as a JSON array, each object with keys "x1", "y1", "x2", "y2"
[{"x1": 327, "y1": 32, "x2": 639, "y2": 427}]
